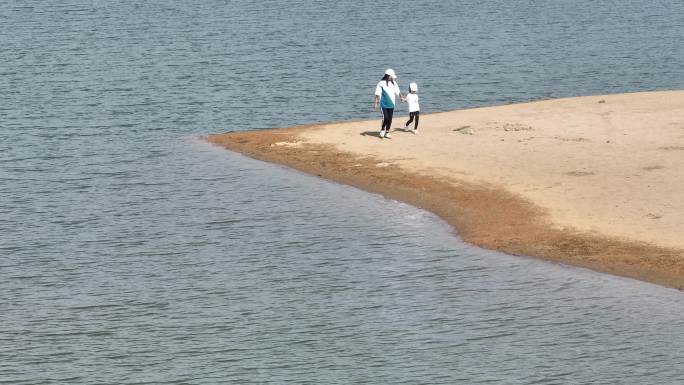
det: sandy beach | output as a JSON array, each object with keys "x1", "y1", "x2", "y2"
[{"x1": 208, "y1": 91, "x2": 684, "y2": 289}]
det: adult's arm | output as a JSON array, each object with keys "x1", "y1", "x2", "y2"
[
  {"x1": 373, "y1": 82, "x2": 381, "y2": 109},
  {"x1": 395, "y1": 82, "x2": 405, "y2": 101}
]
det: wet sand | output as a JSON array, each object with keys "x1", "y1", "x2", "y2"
[{"x1": 207, "y1": 91, "x2": 684, "y2": 289}]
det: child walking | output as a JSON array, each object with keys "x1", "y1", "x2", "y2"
[{"x1": 404, "y1": 82, "x2": 420, "y2": 134}]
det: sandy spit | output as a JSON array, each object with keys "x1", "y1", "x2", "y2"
[{"x1": 207, "y1": 91, "x2": 684, "y2": 289}]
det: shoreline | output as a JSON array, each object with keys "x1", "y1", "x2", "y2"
[{"x1": 207, "y1": 91, "x2": 684, "y2": 290}]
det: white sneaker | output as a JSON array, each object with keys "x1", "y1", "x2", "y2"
[
  {"x1": 379, "y1": 130, "x2": 385, "y2": 138},
  {"x1": 384, "y1": 131, "x2": 392, "y2": 139},
  {"x1": 412, "y1": 129, "x2": 418, "y2": 134}
]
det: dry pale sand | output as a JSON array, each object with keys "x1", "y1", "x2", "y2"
[{"x1": 208, "y1": 91, "x2": 684, "y2": 289}]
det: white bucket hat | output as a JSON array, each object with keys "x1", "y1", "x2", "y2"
[
  {"x1": 385, "y1": 68, "x2": 396, "y2": 79},
  {"x1": 409, "y1": 82, "x2": 418, "y2": 92}
]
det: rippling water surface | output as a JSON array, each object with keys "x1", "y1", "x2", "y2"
[{"x1": 2, "y1": 1, "x2": 684, "y2": 384}]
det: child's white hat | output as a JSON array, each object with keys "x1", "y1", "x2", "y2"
[
  {"x1": 409, "y1": 82, "x2": 418, "y2": 92},
  {"x1": 385, "y1": 68, "x2": 396, "y2": 79}
]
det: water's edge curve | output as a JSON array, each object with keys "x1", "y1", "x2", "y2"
[{"x1": 206, "y1": 123, "x2": 684, "y2": 290}]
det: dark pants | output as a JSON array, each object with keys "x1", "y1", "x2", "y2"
[
  {"x1": 405, "y1": 111, "x2": 420, "y2": 130},
  {"x1": 381, "y1": 107, "x2": 394, "y2": 131}
]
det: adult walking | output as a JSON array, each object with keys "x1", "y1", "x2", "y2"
[{"x1": 373, "y1": 68, "x2": 404, "y2": 139}]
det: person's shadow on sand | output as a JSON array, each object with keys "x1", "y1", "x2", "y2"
[
  {"x1": 361, "y1": 128, "x2": 411, "y2": 138},
  {"x1": 361, "y1": 131, "x2": 383, "y2": 138}
]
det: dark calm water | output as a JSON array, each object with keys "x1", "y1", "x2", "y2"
[{"x1": 2, "y1": 1, "x2": 684, "y2": 384}]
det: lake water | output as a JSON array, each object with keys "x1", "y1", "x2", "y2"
[{"x1": 2, "y1": 1, "x2": 684, "y2": 384}]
